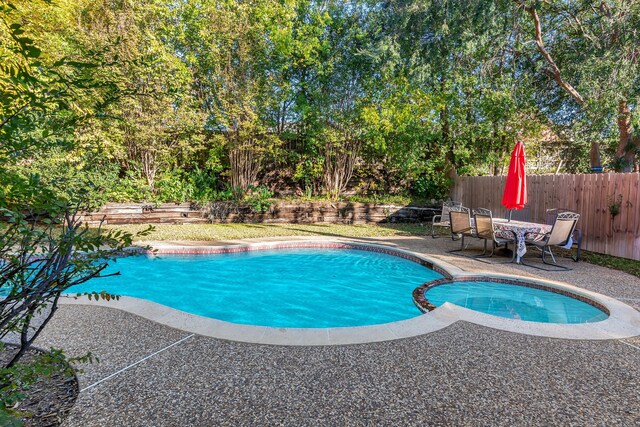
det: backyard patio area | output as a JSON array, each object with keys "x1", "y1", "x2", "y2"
[
  {"x1": 4, "y1": 1, "x2": 640, "y2": 425},
  {"x1": 35, "y1": 236, "x2": 640, "y2": 426}
]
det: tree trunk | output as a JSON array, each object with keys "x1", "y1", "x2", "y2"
[
  {"x1": 229, "y1": 143, "x2": 261, "y2": 191},
  {"x1": 322, "y1": 137, "x2": 360, "y2": 199},
  {"x1": 590, "y1": 141, "x2": 602, "y2": 170},
  {"x1": 615, "y1": 99, "x2": 636, "y2": 172},
  {"x1": 141, "y1": 150, "x2": 157, "y2": 190},
  {"x1": 440, "y1": 78, "x2": 453, "y2": 169},
  {"x1": 521, "y1": 4, "x2": 585, "y2": 106}
]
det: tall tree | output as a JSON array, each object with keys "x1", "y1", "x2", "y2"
[
  {"x1": 1, "y1": 2, "x2": 150, "y2": 421},
  {"x1": 515, "y1": 0, "x2": 640, "y2": 171},
  {"x1": 370, "y1": 0, "x2": 537, "y2": 181},
  {"x1": 310, "y1": 1, "x2": 378, "y2": 197},
  {"x1": 76, "y1": 0, "x2": 205, "y2": 191},
  {"x1": 173, "y1": 0, "x2": 296, "y2": 190}
]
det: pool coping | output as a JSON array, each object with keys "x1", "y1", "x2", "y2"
[{"x1": 59, "y1": 239, "x2": 640, "y2": 345}]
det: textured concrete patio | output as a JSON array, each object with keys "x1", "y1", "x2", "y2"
[{"x1": 36, "y1": 236, "x2": 640, "y2": 426}]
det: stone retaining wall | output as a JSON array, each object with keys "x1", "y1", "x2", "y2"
[{"x1": 81, "y1": 202, "x2": 438, "y2": 225}]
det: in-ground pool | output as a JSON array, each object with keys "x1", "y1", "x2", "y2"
[
  {"x1": 422, "y1": 280, "x2": 608, "y2": 324},
  {"x1": 67, "y1": 247, "x2": 442, "y2": 328}
]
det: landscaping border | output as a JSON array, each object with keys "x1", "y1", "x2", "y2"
[{"x1": 80, "y1": 202, "x2": 439, "y2": 225}]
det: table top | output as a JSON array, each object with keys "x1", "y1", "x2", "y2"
[
  {"x1": 469, "y1": 217, "x2": 551, "y2": 228},
  {"x1": 468, "y1": 218, "x2": 552, "y2": 238},
  {"x1": 492, "y1": 218, "x2": 551, "y2": 231}
]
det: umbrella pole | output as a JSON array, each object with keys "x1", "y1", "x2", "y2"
[{"x1": 508, "y1": 209, "x2": 512, "y2": 222}]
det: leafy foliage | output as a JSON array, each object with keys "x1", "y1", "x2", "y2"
[
  {"x1": 6, "y1": 0, "x2": 639, "y2": 206},
  {"x1": 243, "y1": 186, "x2": 275, "y2": 214},
  {"x1": 0, "y1": 3, "x2": 152, "y2": 421},
  {"x1": 0, "y1": 344, "x2": 96, "y2": 423}
]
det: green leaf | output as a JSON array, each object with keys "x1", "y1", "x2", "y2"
[
  {"x1": 16, "y1": 37, "x2": 34, "y2": 46},
  {"x1": 25, "y1": 46, "x2": 41, "y2": 58}
]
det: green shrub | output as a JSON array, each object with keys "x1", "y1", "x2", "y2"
[
  {"x1": 10, "y1": 150, "x2": 123, "y2": 209},
  {"x1": 154, "y1": 169, "x2": 196, "y2": 203},
  {"x1": 412, "y1": 161, "x2": 453, "y2": 201},
  {"x1": 187, "y1": 166, "x2": 220, "y2": 202},
  {"x1": 243, "y1": 185, "x2": 274, "y2": 213},
  {"x1": 107, "y1": 171, "x2": 153, "y2": 203}
]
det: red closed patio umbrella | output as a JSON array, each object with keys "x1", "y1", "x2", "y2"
[{"x1": 502, "y1": 141, "x2": 527, "y2": 221}]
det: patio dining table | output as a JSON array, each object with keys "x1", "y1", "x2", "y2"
[{"x1": 491, "y1": 218, "x2": 552, "y2": 263}]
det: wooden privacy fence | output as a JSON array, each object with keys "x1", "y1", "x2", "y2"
[{"x1": 450, "y1": 173, "x2": 640, "y2": 260}]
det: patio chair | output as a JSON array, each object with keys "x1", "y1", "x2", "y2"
[
  {"x1": 509, "y1": 205, "x2": 531, "y2": 222},
  {"x1": 546, "y1": 208, "x2": 582, "y2": 261},
  {"x1": 524, "y1": 212, "x2": 580, "y2": 270},
  {"x1": 473, "y1": 210, "x2": 517, "y2": 261},
  {"x1": 472, "y1": 207, "x2": 491, "y2": 216},
  {"x1": 431, "y1": 200, "x2": 463, "y2": 238},
  {"x1": 447, "y1": 207, "x2": 475, "y2": 253}
]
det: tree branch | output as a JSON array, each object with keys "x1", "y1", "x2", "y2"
[{"x1": 522, "y1": 4, "x2": 585, "y2": 106}]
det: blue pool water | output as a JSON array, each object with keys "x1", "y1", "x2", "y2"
[
  {"x1": 424, "y1": 281, "x2": 608, "y2": 323},
  {"x1": 67, "y1": 248, "x2": 442, "y2": 328}
]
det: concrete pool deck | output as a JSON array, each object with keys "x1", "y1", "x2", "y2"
[{"x1": 36, "y1": 236, "x2": 640, "y2": 426}]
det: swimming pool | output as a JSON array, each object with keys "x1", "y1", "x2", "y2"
[
  {"x1": 67, "y1": 246, "x2": 442, "y2": 328},
  {"x1": 60, "y1": 241, "x2": 640, "y2": 344}
]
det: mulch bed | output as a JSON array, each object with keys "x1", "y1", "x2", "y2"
[{"x1": 1, "y1": 345, "x2": 79, "y2": 427}]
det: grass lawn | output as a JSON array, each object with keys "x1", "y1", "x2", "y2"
[
  {"x1": 580, "y1": 251, "x2": 640, "y2": 278},
  {"x1": 106, "y1": 222, "x2": 430, "y2": 241}
]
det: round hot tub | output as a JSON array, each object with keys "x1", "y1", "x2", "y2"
[{"x1": 413, "y1": 278, "x2": 609, "y2": 324}]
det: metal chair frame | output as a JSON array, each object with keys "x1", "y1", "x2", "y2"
[
  {"x1": 472, "y1": 207, "x2": 492, "y2": 216},
  {"x1": 545, "y1": 208, "x2": 582, "y2": 261},
  {"x1": 509, "y1": 205, "x2": 531, "y2": 222},
  {"x1": 431, "y1": 200, "x2": 464, "y2": 238},
  {"x1": 473, "y1": 210, "x2": 517, "y2": 262},
  {"x1": 447, "y1": 208, "x2": 475, "y2": 253},
  {"x1": 525, "y1": 212, "x2": 580, "y2": 270}
]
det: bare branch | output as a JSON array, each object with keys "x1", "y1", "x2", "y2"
[{"x1": 518, "y1": 2, "x2": 586, "y2": 106}]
